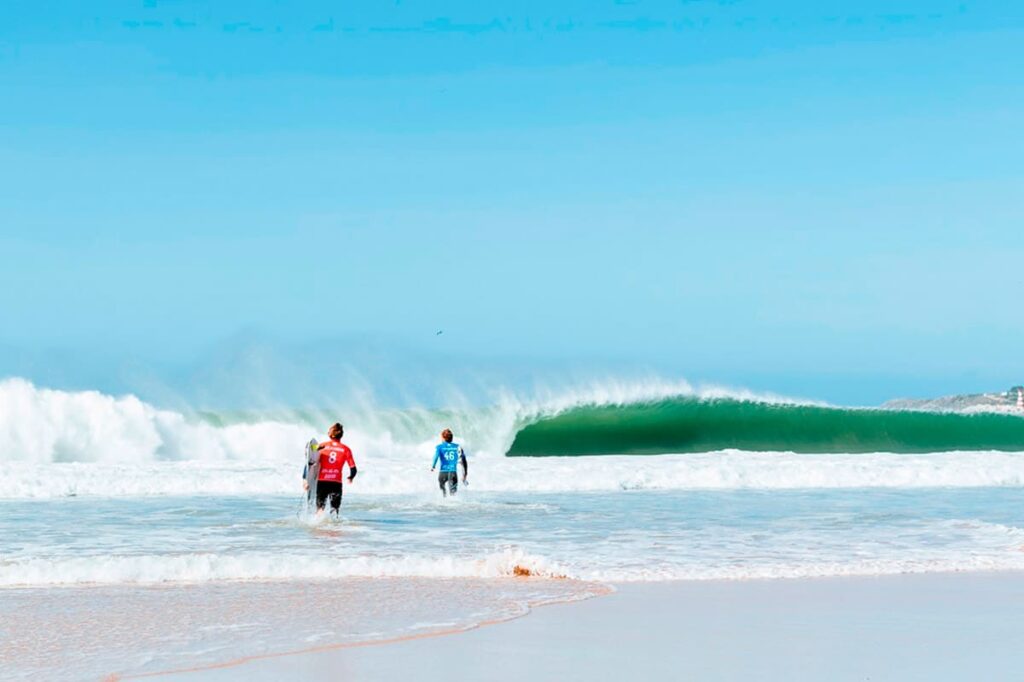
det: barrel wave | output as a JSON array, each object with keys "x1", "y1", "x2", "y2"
[{"x1": 507, "y1": 398, "x2": 1024, "y2": 456}]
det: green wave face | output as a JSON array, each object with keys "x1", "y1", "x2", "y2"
[{"x1": 507, "y1": 398, "x2": 1024, "y2": 456}]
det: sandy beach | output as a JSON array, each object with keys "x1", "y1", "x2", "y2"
[{"x1": 151, "y1": 572, "x2": 1024, "y2": 682}]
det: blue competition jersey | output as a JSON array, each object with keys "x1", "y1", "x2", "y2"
[{"x1": 433, "y1": 442, "x2": 462, "y2": 472}]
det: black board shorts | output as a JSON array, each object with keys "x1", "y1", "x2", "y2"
[
  {"x1": 316, "y1": 480, "x2": 343, "y2": 511},
  {"x1": 438, "y1": 471, "x2": 458, "y2": 494}
]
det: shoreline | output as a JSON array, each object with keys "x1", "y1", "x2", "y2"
[
  {"x1": 154, "y1": 571, "x2": 1024, "y2": 682},
  {"x1": 105, "y1": 579, "x2": 611, "y2": 681}
]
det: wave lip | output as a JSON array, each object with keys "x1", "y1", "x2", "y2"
[{"x1": 508, "y1": 397, "x2": 1024, "y2": 457}]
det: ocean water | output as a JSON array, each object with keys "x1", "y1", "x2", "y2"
[{"x1": 3, "y1": 378, "x2": 1024, "y2": 680}]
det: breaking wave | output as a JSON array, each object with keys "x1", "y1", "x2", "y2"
[
  {"x1": 508, "y1": 397, "x2": 1024, "y2": 456},
  {"x1": 3, "y1": 377, "x2": 1024, "y2": 499}
]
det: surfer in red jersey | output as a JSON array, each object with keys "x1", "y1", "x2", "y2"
[{"x1": 311, "y1": 422, "x2": 357, "y2": 515}]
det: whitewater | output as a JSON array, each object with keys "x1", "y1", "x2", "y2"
[
  {"x1": 4, "y1": 377, "x2": 1024, "y2": 680},
  {"x1": 4, "y1": 377, "x2": 1024, "y2": 499}
]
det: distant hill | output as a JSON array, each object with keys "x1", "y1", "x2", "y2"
[{"x1": 884, "y1": 387, "x2": 1024, "y2": 413}]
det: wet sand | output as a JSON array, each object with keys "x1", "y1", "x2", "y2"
[{"x1": 154, "y1": 572, "x2": 1024, "y2": 682}]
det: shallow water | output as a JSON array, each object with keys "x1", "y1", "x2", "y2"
[
  {"x1": 4, "y1": 485, "x2": 1024, "y2": 679},
  {"x1": 4, "y1": 488, "x2": 1024, "y2": 588}
]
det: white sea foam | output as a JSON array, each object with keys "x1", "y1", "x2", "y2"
[
  {"x1": 5, "y1": 522, "x2": 1024, "y2": 587},
  {"x1": 5, "y1": 449, "x2": 1024, "y2": 499},
  {"x1": 584, "y1": 521, "x2": 1024, "y2": 581},
  {"x1": 578, "y1": 555, "x2": 1024, "y2": 582},
  {"x1": 0, "y1": 378, "x2": 310, "y2": 465},
  {"x1": 0, "y1": 547, "x2": 564, "y2": 587}
]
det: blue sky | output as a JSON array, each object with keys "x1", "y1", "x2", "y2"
[{"x1": 1, "y1": 1, "x2": 1022, "y2": 404}]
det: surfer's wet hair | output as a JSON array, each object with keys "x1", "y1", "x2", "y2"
[
  {"x1": 328, "y1": 423, "x2": 344, "y2": 439},
  {"x1": 441, "y1": 428, "x2": 453, "y2": 442}
]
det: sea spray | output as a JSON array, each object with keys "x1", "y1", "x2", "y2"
[{"x1": 5, "y1": 377, "x2": 1024, "y2": 500}]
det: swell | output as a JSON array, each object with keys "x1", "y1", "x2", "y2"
[{"x1": 507, "y1": 398, "x2": 1024, "y2": 456}]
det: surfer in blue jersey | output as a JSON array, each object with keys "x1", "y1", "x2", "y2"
[{"x1": 431, "y1": 428, "x2": 468, "y2": 496}]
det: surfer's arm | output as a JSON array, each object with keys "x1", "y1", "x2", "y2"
[
  {"x1": 460, "y1": 449, "x2": 468, "y2": 480},
  {"x1": 347, "y1": 452, "x2": 357, "y2": 482},
  {"x1": 431, "y1": 448, "x2": 440, "y2": 471}
]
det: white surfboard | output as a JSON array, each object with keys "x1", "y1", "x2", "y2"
[{"x1": 304, "y1": 438, "x2": 320, "y2": 509}]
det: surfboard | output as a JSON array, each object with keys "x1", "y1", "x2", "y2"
[{"x1": 304, "y1": 438, "x2": 320, "y2": 509}]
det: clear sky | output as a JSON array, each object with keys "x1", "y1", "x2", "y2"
[{"x1": 1, "y1": 1, "x2": 1022, "y2": 404}]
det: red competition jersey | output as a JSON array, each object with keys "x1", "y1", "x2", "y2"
[{"x1": 317, "y1": 440, "x2": 356, "y2": 482}]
